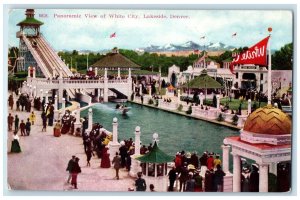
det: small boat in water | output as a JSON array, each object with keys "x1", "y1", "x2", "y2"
[{"x1": 116, "y1": 103, "x2": 130, "y2": 115}]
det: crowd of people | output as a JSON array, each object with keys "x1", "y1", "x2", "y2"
[
  {"x1": 8, "y1": 94, "x2": 37, "y2": 153},
  {"x1": 7, "y1": 88, "x2": 291, "y2": 192},
  {"x1": 168, "y1": 151, "x2": 225, "y2": 192}
]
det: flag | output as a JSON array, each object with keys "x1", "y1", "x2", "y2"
[
  {"x1": 193, "y1": 49, "x2": 200, "y2": 53},
  {"x1": 232, "y1": 32, "x2": 237, "y2": 37},
  {"x1": 230, "y1": 36, "x2": 270, "y2": 74},
  {"x1": 200, "y1": 36, "x2": 205, "y2": 39},
  {"x1": 110, "y1": 32, "x2": 116, "y2": 38}
]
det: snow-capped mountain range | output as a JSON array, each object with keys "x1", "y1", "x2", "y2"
[{"x1": 140, "y1": 41, "x2": 235, "y2": 52}]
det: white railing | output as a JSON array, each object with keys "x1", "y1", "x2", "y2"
[
  {"x1": 192, "y1": 106, "x2": 220, "y2": 120},
  {"x1": 30, "y1": 78, "x2": 129, "y2": 86},
  {"x1": 158, "y1": 100, "x2": 178, "y2": 111},
  {"x1": 22, "y1": 35, "x2": 52, "y2": 78},
  {"x1": 62, "y1": 79, "x2": 105, "y2": 84},
  {"x1": 222, "y1": 112, "x2": 235, "y2": 123},
  {"x1": 108, "y1": 79, "x2": 128, "y2": 83}
]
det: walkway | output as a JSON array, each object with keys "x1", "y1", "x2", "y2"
[{"x1": 7, "y1": 94, "x2": 136, "y2": 192}]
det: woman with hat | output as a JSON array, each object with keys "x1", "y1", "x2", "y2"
[
  {"x1": 100, "y1": 145, "x2": 111, "y2": 168},
  {"x1": 53, "y1": 120, "x2": 62, "y2": 137}
]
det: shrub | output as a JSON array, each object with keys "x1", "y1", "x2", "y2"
[
  {"x1": 232, "y1": 114, "x2": 238, "y2": 125},
  {"x1": 155, "y1": 100, "x2": 159, "y2": 107},
  {"x1": 186, "y1": 105, "x2": 192, "y2": 114},
  {"x1": 177, "y1": 104, "x2": 183, "y2": 112},
  {"x1": 217, "y1": 113, "x2": 224, "y2": 122},
  {"x1": 148, "y1": 98, "x2": 154, "y2": 105}
]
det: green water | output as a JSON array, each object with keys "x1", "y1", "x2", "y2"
[{"x1": 81, "y1": 102, "x2": 239, "y2": 157}]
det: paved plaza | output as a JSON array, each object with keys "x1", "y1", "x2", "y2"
[{"x1": 7, "y1": 93, "x2": 137, "y2": 192}]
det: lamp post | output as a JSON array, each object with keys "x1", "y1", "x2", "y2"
[{"x1": 205, "y1": 76, "x2": 207, "y2": 105}]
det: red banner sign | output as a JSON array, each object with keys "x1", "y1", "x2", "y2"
[{"x1": 230, "y1": 36, "x2": 270, "y2": 73}]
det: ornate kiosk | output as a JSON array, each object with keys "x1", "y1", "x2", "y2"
[{"x1": 222, "y1": 105, "x2": 292, "y2": 192}]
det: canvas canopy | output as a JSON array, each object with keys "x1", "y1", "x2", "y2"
[
  {"x1": 181, "y1": 70, "x2": 222, "y2": 89},
  {"x1": 135, "y1": 141, "x2": 174, "y2": 164}
]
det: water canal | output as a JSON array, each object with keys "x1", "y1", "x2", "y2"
[{"x1": 81, "y1": 102, "x2": 239, "y2": 158}]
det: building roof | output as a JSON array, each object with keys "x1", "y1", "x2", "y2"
[
  {"x1": 95, "y1": 69, "x2": 158, "y2": 76},
  {"x1": 135, "y1": 141, "x2": 174, "y2": 164},
  {"x1": 91, "y1": 52, "x2": 141, "y2": 69},
  {"x1": 181, "y1": 70, "x2": 222, "y2": 89},
  {"x1": 225, "y1": 136, "x2": 291, "y2": 151},
  {"x1": 243, "y1": 105, "x2": 292, "y2": 135},
  {"x1": 17, "y1": 17, "x2": 44, "y2": 26}
]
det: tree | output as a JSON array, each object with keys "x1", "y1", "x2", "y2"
[{"x1": 272, "y1": 43, "x2": 293, "y2": 70}]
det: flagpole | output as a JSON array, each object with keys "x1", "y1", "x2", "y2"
[
  {"x1": 267, "y1": 28, "x2": 272, "y2": 105},
  {"x1": 86, "y1": 54, "x2": 89, "y2": 71}
]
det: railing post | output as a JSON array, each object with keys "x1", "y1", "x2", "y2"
[
  {"x1": 28, "y1": 66, "x2": 31, "y2": 77},
  {"x1": 129, "y1": 126, "x2": 142, "y2": 177},
  {"x1": 104, "y1": 68, "x2": 108, "y2": 102},
  {"x1": 200, "y1": 92, "x2": 204, "y2": 106},
  {"x1": 248, "y1": 99, "x2": 252, "y2": 115},
  {"x1": 33, "y1": 67, "x2": 36, "y2": 78},
  {"x1": 87, "y1": 108, "x2": 93, "y2": 133},
  {"x1": 61, "y1": 98, "x2": 66, "y2": 114},
  {"x1": 109, "y1": 117, "x2": 121, "y2": 162},
  {"x1": 45, "y1": 91, "x2": 49, "y2": 104}
]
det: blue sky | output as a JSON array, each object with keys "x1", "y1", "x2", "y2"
[{"x1": 8, "y1": 9, "x2": 293, "y2": 51}]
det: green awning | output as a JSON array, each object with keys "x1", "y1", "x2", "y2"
[
  {"x1": 135, "y1": 141, "x2": 174, "y2": 164},
  {"x1": 17, "y1": 17, "x2": 44, "y2": 26},
  {"x1": 181, "y1": 70, "x2": 222, "y2": 89}
]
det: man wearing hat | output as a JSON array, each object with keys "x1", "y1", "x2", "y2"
[
  {"x1": 199, "y1": 152, "x2": 208, "y2": 178},
  {"x1": 168, "y1": 165, "x2": 177, "y2": 191},
  {"x1": 71, "y1": 157, "x2": 81, "y2": 189},
  {"x1": 214, "y1": 164, "x2": 225, "y2": 192},
  {"x1": 241, "y1": 167, "x2": 250, "y2": 192},
  {"x1": 112, "y1": 152, "x2": 121, "y2": 180},
  {"x1": 178, "y1": 163, "x2": 189, "y2": 192},
  {"x1": 66, "y1": 155, "x2": 76, "y2": 183},
  {"x1": 135, "y1": 172, "x2": 147, "y2": 191}
]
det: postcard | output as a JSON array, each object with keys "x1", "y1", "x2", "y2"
[{"x1": 6, "y1": 7, "x2": 293, "y2": 193}]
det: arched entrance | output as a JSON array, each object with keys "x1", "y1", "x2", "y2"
[
  {"x1": 241, "y1": 73, "x2": 257, "y2": 89},
  {"x1": 171, "y1": 72, "x2": 177, "y2": 87}
]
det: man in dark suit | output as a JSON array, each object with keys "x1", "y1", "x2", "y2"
[
  {"x1": 66, "y1": 155, "x2": 76, "y2": 183},
  {"x1": 135, "y1": 172, "x2": 147, "y2": 191}
]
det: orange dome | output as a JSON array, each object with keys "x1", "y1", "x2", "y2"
[{"x1": 243, "y1": 105, "x2": 292, "y2": 135}]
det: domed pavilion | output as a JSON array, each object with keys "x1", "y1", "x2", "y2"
[{"x1": 222, "y1": 104, "x2": 292, "y2": 192}]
